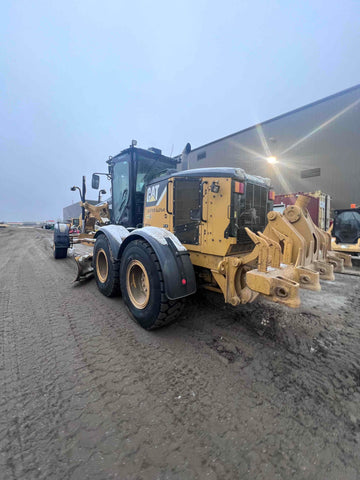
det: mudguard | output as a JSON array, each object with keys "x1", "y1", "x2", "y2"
[
  {"x1": 119, "y1": 226, "x2": 197, "y2": 300},
  {"x1": 54, "y1": 223, "x2": 70, "y2": 248},
  {"x1": 94, "y1": 225, "x2": 130, "y2": 259}
]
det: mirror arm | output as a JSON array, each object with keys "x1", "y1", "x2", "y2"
[{"x1": 93, "y1": 172, "x2": 112, "y2": 180}]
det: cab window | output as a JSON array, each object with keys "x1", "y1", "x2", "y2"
[
  {"x1": 112, "y1": 160, "x2": 130, "y2": 224},
  {"x1": 136, "y1": 155, "x2": 173, "y2": 194}
]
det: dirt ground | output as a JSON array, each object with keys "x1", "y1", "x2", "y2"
[{"x1": 1, "y1": 227, "x2": 359, "y2": 480}]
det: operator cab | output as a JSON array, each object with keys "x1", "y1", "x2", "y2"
[{"x1": 92, "y1": 145, "x2": 177, "y2": 228}]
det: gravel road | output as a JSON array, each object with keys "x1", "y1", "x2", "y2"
[{"x1": 1, "y1": 227, "x2": 359, "y2": 480}]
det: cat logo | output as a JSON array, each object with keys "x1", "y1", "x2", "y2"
[{"x1": 147, "y1": 184, "x2": 160, "y2": 203}]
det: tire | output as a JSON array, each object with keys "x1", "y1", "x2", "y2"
[
  {"x1": 53, "y1": 245, "x2": 67, "y2": 259},
  {"x1": 120, "y1": 239, "x2": 183, "y2": 330},
  {"x1": 93, "y1": 235, "x2": 120, "y2": 297}
]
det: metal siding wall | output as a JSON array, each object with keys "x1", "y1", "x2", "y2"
[
  {"x1": 184, "y1": 87, "x2": 360, "y2": 210},
  {"x1": 63, "y1": 203, "x2": 82, "y2": 222}
]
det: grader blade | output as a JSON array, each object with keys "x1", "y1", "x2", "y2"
[{"x1": 74, "y1": 255, "x2": 94, "y2": 282}]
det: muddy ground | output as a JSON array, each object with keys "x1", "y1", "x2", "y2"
[{"x1": 0, "y1": 227, "x2": 359, "y2": 480}]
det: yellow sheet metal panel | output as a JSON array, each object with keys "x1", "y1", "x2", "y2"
[
  {"x1": 197, "y1": 177, "x2": 237, "y2": 257},
  {"x1": 143, "y1": 177, "x2": 173, "y2": 232}
]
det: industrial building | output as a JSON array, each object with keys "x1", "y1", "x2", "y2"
[
  {"x1": 63, "y1": 200, "x2": 98, "y2": 223},
  {"x1": 182, "y1": 84, "x2": 360, "y2": 210}
]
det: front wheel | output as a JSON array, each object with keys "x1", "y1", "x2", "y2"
[
  {"x1": 120, "y1": 239, "x2": 183, "y2": 329},
  {"x1": 53, "y1": 245, "x2": 67, "y2": 259}
]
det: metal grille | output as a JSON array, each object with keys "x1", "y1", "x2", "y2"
[
  {"x1": 244, "y1": 183, "x2": 267, "y2": 226},
  {"x1": 173, "y1": 178, "x2": 201, "y2": 245},
  {"x1": 236, "y1": 183, "x2": 268, "y2": 243},
  {"x1": 301, "y1": 168, "x2": 321, "y2": 178}
]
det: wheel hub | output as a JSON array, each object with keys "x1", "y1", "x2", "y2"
[
  {"x1": 96, "y1": 248, "x2": 109, "y2": 283},
  {"x1": 126, "y1": 260, "x2": 150, "y2": 309}
]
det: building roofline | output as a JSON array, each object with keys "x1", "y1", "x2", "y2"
[{"x1": 188, "y1": 83, "x2": 360, "y2": 154}]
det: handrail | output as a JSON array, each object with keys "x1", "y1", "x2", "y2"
[
  {"x1": 166, "y1": 180, "x2": 174, "y2": 215},
  {"x1": 200, "y1": 181, "x2": 208, "y2": 223}
]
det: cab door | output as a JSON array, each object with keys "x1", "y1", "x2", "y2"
[{"x1": 111, "y1": 157, "x2": 132, "y2": 227}]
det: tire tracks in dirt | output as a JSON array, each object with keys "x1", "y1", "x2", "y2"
[{"x1": 0, "y1": 228, "x2": 360, "y2": 480}]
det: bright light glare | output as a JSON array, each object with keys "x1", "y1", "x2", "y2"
[{"x1": 267, "y1": 156, "x2": 278, "y2": 164}]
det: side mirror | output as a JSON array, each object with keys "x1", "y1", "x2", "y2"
[{"x1": 92, "y1": 174, "x2": 100, "y2": 189}]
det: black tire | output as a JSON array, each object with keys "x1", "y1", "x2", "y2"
[
  {"x1": 120, "y1": 239, "x2": 183, "y2": 330},
  {"x1": 93, "y1": 235, "x2": 120, "y2": 297},
  {"x1": 53, "y1": 246, "x2": 67, "y2": 259}
]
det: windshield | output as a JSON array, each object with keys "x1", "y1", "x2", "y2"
[
  {"x1": 334, "y1": 210, "x2": 360, "y2": 244},
  {"x1": 136, "y1": 155, "x2": 174, "y2": 194}
]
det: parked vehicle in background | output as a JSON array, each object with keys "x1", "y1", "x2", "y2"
[
  {"x1": 42, "y1": 220, "x2": 55, "y2": 230},
  {"x1": 330, "y1": 207, "x2": 360, "y2": 256}
]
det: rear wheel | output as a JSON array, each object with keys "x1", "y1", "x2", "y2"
[
  {"x1": 120, "y1": 239, "x2": 183, "y2": 329},
  {"x1": 53, "y1": 245, "x2": 67, "y2": 259},
  {"x1": 94, "y1": 235, "x2": 120, "y2": 297}
]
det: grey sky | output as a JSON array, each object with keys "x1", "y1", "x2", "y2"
[{"x1": 1, "y1": 0, "x2": 359, "y2": 221}]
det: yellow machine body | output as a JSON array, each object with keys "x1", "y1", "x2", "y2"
[
  {"x1": 65, "y1": 145, "x2": 357, "y2": 330},
  {"x1": 328, "y1": 224, "x2": 360, "y2": 255},
  {"x1": 331, "y1": 238, "x2": 360, "y2": 254},
  {"x1": 72, "y1": 148, "x2": 352, "y2": 319},
  {"x1": 144, "y1": 176, "x2": 238, "y2": 259},
  {"x1": 140, "y1": 170, "x2": 352, "y2": 310}
]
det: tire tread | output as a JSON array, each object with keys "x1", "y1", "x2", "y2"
[
  {"x1": 124, "y1": 239, "x2": 183, "y2": 329},
  {"x1": 94, "y1": 235, "x2": 120, "y2": 297},
  {"x1": 54, "y1": 246, "x2": 67, "y2": 259}
]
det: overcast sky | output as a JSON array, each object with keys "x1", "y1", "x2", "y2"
[{"x1": 1, "y1": 0, "x2": 359, "y2": 221}]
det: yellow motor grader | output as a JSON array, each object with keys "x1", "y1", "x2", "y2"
[
  {"x1": 56, "y1": 144, "x2": 351, "y2": 329},
  {"x1": 67, "y1": 202, "x2": 110, "y2": 234},
  {"x1": 54, "y1": 202, "x2": 110, "y2": 258}
]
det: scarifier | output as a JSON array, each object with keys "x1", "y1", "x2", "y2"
[{"x1": 55, "y1": 143, "x2": 352, "y2": 329}]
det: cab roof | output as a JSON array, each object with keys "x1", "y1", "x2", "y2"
[
  {"x1": 167, "y1": 167, "x2": 271, "y2": 187},
  {"x1": 107, "y1": 146, "x2": 176, "y2": 166},
  {"x1": 107, "y1": 146, "x2": 271, "y2": 187}
]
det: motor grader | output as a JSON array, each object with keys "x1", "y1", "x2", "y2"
[
  {"x1": 53, "y1": 202, "x2": 111, "y2": 258},
  {"x1": 55, "y1": 143, "x2": 351, "y2": 329}
]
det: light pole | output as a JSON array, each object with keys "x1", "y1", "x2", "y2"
[{"x1": 70, "y1": 175, "x2": 86, "y2": 233}]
